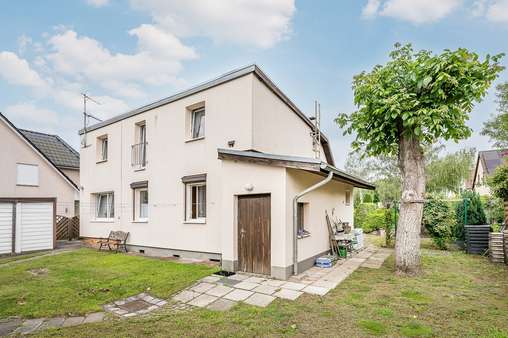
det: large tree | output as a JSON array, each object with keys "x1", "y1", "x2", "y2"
[
  {"x1": 481, "y1": 82, "x2": 508, "y2": 147},
  {"x1": 337, "y1": 43, "x2": 503, "y2": 274}
]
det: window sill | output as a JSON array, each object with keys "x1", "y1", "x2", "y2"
[
  {"x1": 184, "y1": 219, "x2": 206, "y2": 224},
  {"x1": 132, "y1": 220, "x2": 148, "y2": 223},
  {"x1": 91, "y1": 219, "x2": 115, "y2": 223},
  {"x1": 96, "y1": 160, "x2": 108, "y2": 164},
  {"x1": 16, "y1": 184, "x2": 39, "y2": 187},
  {"x1": 297, "y1": 231, "x2": 311, "y2": 239},
  {"x1": 185, "y1": 136, "x2": 205, "y2": 143},
  {"x1": 134, "y1": 167, "x2": 146, "y2": 172}
]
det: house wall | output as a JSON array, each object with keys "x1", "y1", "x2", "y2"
[
  {"x1": 474, "y1": 161, "x2": 491, "y2": 196},
  {"x1": 80, "y1": 74, "x2": 255, "y2": 255},
  {"x1": 251, "y1": 76, "x2": 328, "y2": 162},
  {"x1": 219, "y1": 160, "x2": 287, "y2": 274},
  {"x1": 61, "y1": 168, "x2": 80, "y2": 187},
  {"x1": 0, "y1": 119, "x2": 78, "y2": 217},
  {"x1": 285, "y1": 168, "x2": 354, "y2": 274}
]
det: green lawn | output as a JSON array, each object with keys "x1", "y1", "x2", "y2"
[
  {"x1": 29, "y1": 244, "x2": 508, "y2": 337},
  {"x1": 0, "y1": 248, "x2": 217, "y2": 318},
  {"x1": 0, "y1": 250, "x2": 53, "y2": 265}
]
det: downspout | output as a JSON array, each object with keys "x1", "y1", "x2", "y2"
[{"x1": 292, "y1": 165, "x2": 334, "y2": 275}]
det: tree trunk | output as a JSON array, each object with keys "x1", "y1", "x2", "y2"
[{"x1": 395, "y1": 133, "x2": 425, "y2": 275}]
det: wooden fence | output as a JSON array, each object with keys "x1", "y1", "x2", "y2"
[{"x1": 56, "y1": 215, "x2": 80, "y2": 240}]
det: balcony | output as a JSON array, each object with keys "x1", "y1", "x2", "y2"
[{"x1": 131, "y1": 142, "x2": 147, "y2": 169}]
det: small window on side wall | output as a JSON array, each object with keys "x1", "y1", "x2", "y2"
[
  {"x1": 297, "y1": 202, "x2": 310, "y2": 238},
  {"x1": 191, "y1": 107, "x2": 205, "y2": 139},
  {"x1": 345, "y1": 190, "x2": 351, "y2": 206},
  {"x1": 16, "y1": 163, "x2": 39, "y2": 186}
]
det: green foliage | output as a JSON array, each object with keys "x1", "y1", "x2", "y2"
[
  {"x1": 481, "y1": 195, "x2": 504, "y2": 224},
  {"x1": 423, "y1": 196, "x2": 456, "y2": 249},
  {"x1": 360, "y1": 207, "x2": 393, "y2": 233},
  {"x1": 363, "y1": 193, "x2": 373, "y2": 203},
  {"x1": 455, "y1": 191, "x2": 487, "y2": 240},
  {"x1": 384, "y1": 207, "x2": 396, "y2": 247},
  {"x1": 481, "y1": 82, "x2": 508, "y2": 148},
  {"x1": 337, "y1": 43, "x2": 504, "y2": 157},
  {"x1": 354, "y1": 203, "x2": 378, "y2": 232},
  {"x1": 426, "y1": 148, "x2": 476, "y2": 194},
  {"x1": 488, "y1": 160, "x2": 508, "y2": 200}
]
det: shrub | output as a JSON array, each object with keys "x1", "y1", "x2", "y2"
[
  {"x1": 363, "y1": 194, "x2": 373, "y2": 203},
  {"x1": 487, "y1": 160, "x2": 508, "y2": 200},
  {"x1": 363, "y1": 208, "x2": 390, "y2": 233},
  {"x1": 383, "y1": 207, "x2": 396, "y2": 247},
  {"x1": 481, "y1": 195, "x2": 504, "y2": 224},
  {"x1": 423, "y1": 196, "x2": 455, "y2": 250},
  {"x1": 354, "y1": 203, "x2": 377, "y2": 231},
  {"x1": 455, "y1": 191, "x2": 486, "y2": 241}
]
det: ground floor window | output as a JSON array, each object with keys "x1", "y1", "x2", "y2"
[
  {"x1": 186, "y1": 182, "x2": 206, "y2": 222},
  {"x1": 133, "y1": 187, "x2": 148, "y2": 221},
  {"x1": 94, "y1": 192, "x2": 114, "y2": 220}
]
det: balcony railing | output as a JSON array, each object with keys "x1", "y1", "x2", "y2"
[{"x1": 131, "y1": 142, "x2": 147, "y2": 168}]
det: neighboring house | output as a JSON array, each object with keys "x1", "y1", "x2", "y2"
[
  {"x1": 0, "y1": 113, "x2": 80, "y2": 254},
  {"x1": 472, "y1": 149, "x2": 508, "y2": 196},
  {"x1": 79, "y1": 65, "x2": 374, "y2": 279}
]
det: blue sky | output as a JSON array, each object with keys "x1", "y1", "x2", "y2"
[{"x1": 0, "y1": 0, "x2": 507, "y2": 167}]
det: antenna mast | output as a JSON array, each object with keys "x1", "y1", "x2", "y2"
[
  {"x1": 81, "y1": 93, "x2": 102, "y2": 148},
  {"x1": 310, "y1": 100, "x2": 321, "y2": 159}
]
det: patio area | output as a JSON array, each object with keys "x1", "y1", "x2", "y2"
[{"x1": 172, "y1": 245, "x2": 390, "y2": 311}]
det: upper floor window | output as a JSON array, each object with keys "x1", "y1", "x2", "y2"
[
  {"x1": 16, "y1": 163, "x2": 39, "y2": 186},
  {"x1": 94, "y1": 192, "x2": 114, "y2": 220},
  {"x1": 132, "y1": 122, "x2": 147, "y2": 168},
  {"x1": 97, "y1": 135, "x2": 108, "y2": 162},
  {"x1": 191, "y1": 107, "x2": 205, "y2": 139}
]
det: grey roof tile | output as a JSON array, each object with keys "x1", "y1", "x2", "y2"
[{"x1": 19, "y1": 129, "x2": 79, "y2": 169}]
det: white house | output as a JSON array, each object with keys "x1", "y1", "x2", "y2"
[
  {"x1": 472, "y1": 149, "x2": 508, "y2": 196},
  {"x1": 79, "y1": 65, "x2": 374, "y2": 279},
  {"x1": 0, "y1": 113, "x2": 80, "y2": 255}
]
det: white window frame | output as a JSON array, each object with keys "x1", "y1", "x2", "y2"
[
  {"x1": 190, "y1": 107, "x2": 205, "y2": 139},
  {"x1": 97, "y1": 136, "x2": 108, "y2": 162},
  {"x1": 185, "y1": 181, "x2": 206, "y2": 223},
  {"x1": 133, "y1": 187, "x2": 149, "y2": 222},
  {"x1": 16, "y1": 163, "x2": 39, "y2": 186},
  {"x1": 94, "y1": 192, "x2": 114, "y2": 221}
]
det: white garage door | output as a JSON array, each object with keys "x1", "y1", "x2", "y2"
[
  {"x1": 0, "y1": 203, "x2": 13, "y2": 254},
  {"x1": 17, "y1": 202, "x2": 53, "y2": 253}
]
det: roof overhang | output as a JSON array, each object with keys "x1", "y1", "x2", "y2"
[
  {"x1": 79, "y1": 64, "x2": 335, "y2": 166},
  {"x1": 217, "y1": 148, "x2": 375, "y2": 190}
]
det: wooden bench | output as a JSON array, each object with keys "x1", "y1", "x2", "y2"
[{"x1": 98, "y1": 231, "x2": 129, "y2": 253}]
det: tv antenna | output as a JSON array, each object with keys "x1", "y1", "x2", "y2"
[
  {"x1": 81, "y1": 93, "x2": 102, "y2": 148},
  {"x1": 309, "y1": 100, "x2": 321, "y2": 159}
]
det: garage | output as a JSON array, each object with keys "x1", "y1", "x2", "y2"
[{"x1": 0, "y1": 199, "x2": 55, "y2": 255}]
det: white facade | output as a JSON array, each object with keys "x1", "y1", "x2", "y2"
[{"x1": 79, "y1": 66, "x2": 371, "y2": 279}]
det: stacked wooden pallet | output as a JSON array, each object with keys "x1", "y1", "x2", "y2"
[
  {"x1": 505, "y1": 230, "x2": 508, "y2": 265},
  {"x1": 489, "y1": 232, "x2": 505, "y2": 263}
]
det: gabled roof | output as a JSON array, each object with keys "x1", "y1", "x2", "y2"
[
  {"x1": 79, "y1": 64, "x2": 336, "y2": 166},
  {"x1": 19, "y1": 129, "x2": 80, "y2": 169},
  {"x1": 0, "y1": 112, "x2": 79, "y2": 191},
  {"x1": 217, "y1": 148, "x2": 375, "y2": 190}
]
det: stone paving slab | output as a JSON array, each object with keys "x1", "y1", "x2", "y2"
[
  {"x1": 223, "y1": 289, "x2": 254, "y2": 301},
  {"x1": 281, "y1": 281, "x2": 306, "y2": 291},
  {"x1": 244, "y1": 293, "x2": 275, "y2": 307},
  {"x1": 302, "y1": 285, "x2": 330, "y2": 296},
  {"x1": 191, "y1": 282, "x2": 216, "y2": 293},
  {"x1": 206, "y1": 285, "x2": 234, "y2": 297},
  {"x1": 83, "y1": 312, "x2": 106, "y2": 324},
  {"x1": 62, "y1": 316, "x2": 84, "y2": 327},
  {"x1": 207, "y1": 298, "x2": 237, "y2": 311},
  {"x1": 15, "y1": 318, "x2": 45, "y2": 334},
  {"x1": 253, "y1": 284, "x2": 278, "y2": 295},
  {"x1": 235, "y1": 281, "x2": 259, "y2": 290},
  {"x1": 274, "y1": 288, "x2": 303, "y2": 300},
  {"x1": 0, "y1": 318, "x2": 22, "y2": 336},
  {"x1": 173, "y1": 290, "x2": 200, "y2": 303},
  {"x1": 188, "y1": 294, "x2": 218, "y2": 308},
  {"x1": 39, "y1": 317, "x2": 65, "y2": 330}
]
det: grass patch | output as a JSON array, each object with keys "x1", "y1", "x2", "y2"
[
  {"x1": 0, "y1": 251, "x2": 52, "y2": 264},
  {"x1": 0, "y1": 248, "x2": 216, "y2": 318},
  {"x1": 400, "y1": 321, "x2": 433, "y2": 337},
  {"x1": 4, "y1": 238, "x2": 506, "y2": 338},
  {"x1": 358, "y1": 319, "x2": 387, "y2": 336}
]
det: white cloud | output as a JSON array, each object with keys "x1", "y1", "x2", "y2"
[
  {"x1": 0, "y1": 52, "x2": 47, "y2": 88},
  {"x1": 362, "y1": 0, "x2": 462, "y2": 23},
  {"x1": 4, "y1": 103, "x2": 59, "y2": 130},
  {"x1": 485, "y1": 0, "x2": 508, "y2": 22},
  {"x1": 86, "y1": 0, "x2": 110, "y2": 7},
  {"x1": 362, "y1": 0, "x2": 381, "y2": 18},
  {"x1": 129, "y1": 0, "x2": 296, "y2": 48}
]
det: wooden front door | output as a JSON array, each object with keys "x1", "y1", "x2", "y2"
[{"x1": 238, "y1": 194, "x2": 271, "y2": 275}]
